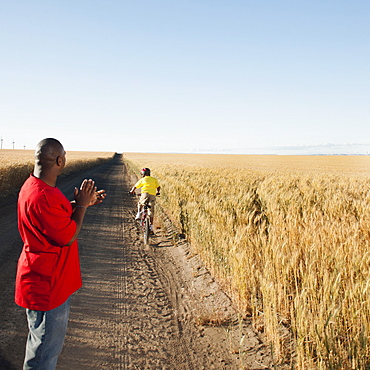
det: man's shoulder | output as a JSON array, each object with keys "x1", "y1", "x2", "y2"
[
  {"x1": 20, "y1": 177, "x2": 65, "y2": 204},
  {"x1": 21, "y1": 176, "x2": 57, "y2": 193}
]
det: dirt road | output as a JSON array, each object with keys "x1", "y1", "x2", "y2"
[{"x1": 0, "y1": 155, "x2": 275, "y2": 369}]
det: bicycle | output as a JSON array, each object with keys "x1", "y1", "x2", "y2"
[{"x1": 129, "y1": 192, "x2": 154, "y2": 245}]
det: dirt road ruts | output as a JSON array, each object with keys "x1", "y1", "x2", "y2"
[{"x1": 0, "y1": 154, "x2": 276, "y2": 370}]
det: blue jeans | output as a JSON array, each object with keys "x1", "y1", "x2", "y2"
[{"x1": 23, "y1": 297, "x2": 71, "y2": 370}]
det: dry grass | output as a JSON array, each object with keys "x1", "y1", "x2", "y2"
[
  {"x1": 0, "y1": 149, "x2": 115, "y2": 199},
  {"x1": 124, "y1": 152, "x2": 370, "y2": 369}
]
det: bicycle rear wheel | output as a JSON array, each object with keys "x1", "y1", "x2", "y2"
[{"x1": 143, "y1": 216, "x2": 150, "y2": 245}]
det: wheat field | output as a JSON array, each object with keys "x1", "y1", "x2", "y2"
[
  {"x1": 124, "y1": 152, "x2": 370, "y2": 369},
  {"x1": 0, "y1": 149, "x2": 114, "y2": 199}
]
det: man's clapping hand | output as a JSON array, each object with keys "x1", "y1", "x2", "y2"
[
  {"x1": 92, "y1": 189, "x2": 106, "y2": 206},
  {"x1": 74, "y1": 179, "x2": 106, "y2": 207}
]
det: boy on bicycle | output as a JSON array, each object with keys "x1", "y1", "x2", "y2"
[{"x1": 129, "y1": 168, "x2": 161, "y2": 227}]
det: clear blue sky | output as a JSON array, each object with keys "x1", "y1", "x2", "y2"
[{"x1": 1, "y1": 1, "x2": 369, "y2": 154}]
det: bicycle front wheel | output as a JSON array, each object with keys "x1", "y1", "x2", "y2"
[{"x1": 143, "y1": 216, "x2": 150, "y2": 245}]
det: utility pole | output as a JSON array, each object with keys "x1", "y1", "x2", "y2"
[
  {"x1": 0, "y1": 135, "x2": 3, "y2": 149},
  {"x1": 12, "y1": 139, "x2": 15, "y2": 149},
  {"x1": 23, "y1": 144, "x2": 26, "y2": 150}
]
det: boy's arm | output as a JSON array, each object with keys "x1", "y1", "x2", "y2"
[{"x1": 130, "y1": 186, "x2": 137, "y2": 194}]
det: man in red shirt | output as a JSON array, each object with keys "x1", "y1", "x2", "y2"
[{"x1": 15, "y1": 138, "x2": 106, "y2": 369}]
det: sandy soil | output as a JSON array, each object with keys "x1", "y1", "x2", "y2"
[{"x1": 0, "y1": 154, "x2": 280, "y2": 369}]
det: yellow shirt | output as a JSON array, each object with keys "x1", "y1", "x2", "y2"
[{"x1": 134, "y1": 176, "x2": 159, "y2": 196}]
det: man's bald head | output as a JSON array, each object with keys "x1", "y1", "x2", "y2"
[{"x1": 35, "y1": 138, "x2": 65, "y2": 169}]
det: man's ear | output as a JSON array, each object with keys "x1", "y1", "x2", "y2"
[{"x1": 56, "y1": 156, "x2": 62, "y2": 166}]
